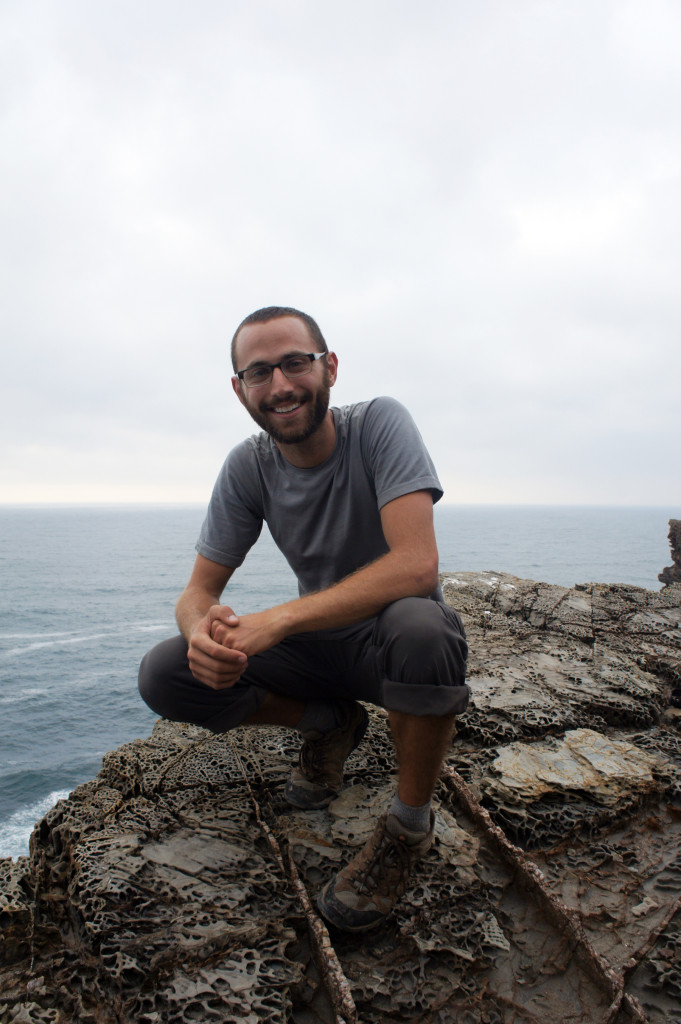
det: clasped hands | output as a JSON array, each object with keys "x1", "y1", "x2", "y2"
[{"x1": 187, "y1": 604, "x2": 286, "y2": 690}]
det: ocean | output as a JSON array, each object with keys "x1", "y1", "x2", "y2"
[{"x1": 0, "y1": 503, "x2": 677, "y2": 860}]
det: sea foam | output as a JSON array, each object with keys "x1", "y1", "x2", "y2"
[{"x1": 0, "y1": 790, "x2": 71, "y2": 860}]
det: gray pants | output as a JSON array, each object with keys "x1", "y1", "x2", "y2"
[{"x1": 138, "y1": 597, "x2": 469, "y2": 732}]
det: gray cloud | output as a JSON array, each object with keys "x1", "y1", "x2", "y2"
[{"x1": 1, "y1": 0, "x2": 679, "y2": 503}]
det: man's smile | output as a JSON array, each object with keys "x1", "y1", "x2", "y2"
[{"x1": 270, "y1": 401, "x2": 303, "y2": 415}]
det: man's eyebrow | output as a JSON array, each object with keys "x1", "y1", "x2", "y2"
[{"x1": 243, "y1": 350, "x2": 309, "y2": 370}]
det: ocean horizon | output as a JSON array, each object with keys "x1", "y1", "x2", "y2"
[{"x1": 1, "y1": 502, "x2": 677, "y2": 860}]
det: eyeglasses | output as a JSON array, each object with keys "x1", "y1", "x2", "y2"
[{"x1": 235, "y1": 352, "x2": 327, "y2": 388}]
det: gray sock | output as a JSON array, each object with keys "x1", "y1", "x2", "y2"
[
  {"x1": 295, "y1": 700, "x2": 345, "y2": 737},
  {"x1": 389, "y1": 794, "x2": 432, "y2": 835}
]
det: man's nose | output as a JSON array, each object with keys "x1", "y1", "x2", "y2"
[{"x1": 270, "y1": 365, "x2": 293, "y2": 388}]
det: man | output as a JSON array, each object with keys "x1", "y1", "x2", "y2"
[{"x1": 139, "y1": 306, "x2": 469, "y2": 933}]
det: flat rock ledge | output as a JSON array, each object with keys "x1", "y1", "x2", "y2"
[{"x1": 2, "y1": 572, "x2": 681, "y2": 1024}]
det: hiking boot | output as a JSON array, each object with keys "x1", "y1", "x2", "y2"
[
  {"x1": 284, "y1": 701, "x2": 369, "y2": 810},
  {"x1": 317, "y1": 811, "x2": 435, "y2": 932}
]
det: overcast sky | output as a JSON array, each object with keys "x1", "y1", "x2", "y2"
[{"x1": 1, "y1": 0, "x2": 679, "y2": 505}]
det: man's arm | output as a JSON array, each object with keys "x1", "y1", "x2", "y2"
[
  {"x1": 210, "y1": 489, "x2": 439, "y2": 657},
  {"x1": 175, "y1": 555, "x2": 248, "y2": 688}
]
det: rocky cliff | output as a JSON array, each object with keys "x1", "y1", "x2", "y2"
[
  {"x1": 659, "y1": 519, "x2": 681, "y2": 587},
  {"x1": 1, "y1": 573, "x2": 680, "y2": 1024}
]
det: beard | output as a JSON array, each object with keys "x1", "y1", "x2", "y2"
[{"x1": 245, "y1": 376, "x2": 331, "y2": 446}]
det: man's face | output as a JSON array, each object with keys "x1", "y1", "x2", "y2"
[{"x1": 231, "y1": 317, "x2": 338, "y2": 446}]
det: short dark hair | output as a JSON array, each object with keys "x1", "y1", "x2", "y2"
[{"x1": 230, "y1": 306, "x2": 328, "y2": 371}]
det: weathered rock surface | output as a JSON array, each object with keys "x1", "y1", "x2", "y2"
[
  {"x1": 659, "y1": 519, "x2": 681, "y2": 587},
  {"x1": 1, "y1": 573, "x2": 680, "y2": 1024}
]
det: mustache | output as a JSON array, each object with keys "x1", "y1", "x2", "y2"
[{"x1": 261, "y1": 388, "x2": 312, "y2": 412}]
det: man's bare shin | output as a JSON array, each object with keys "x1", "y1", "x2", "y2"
[{"x1": 388, "y1": 710, "x2": 457, "y2": 806}]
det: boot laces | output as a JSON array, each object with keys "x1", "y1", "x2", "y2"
[
  {"x1": 349, "y1": 826, "x2": 411, "y2": 898},
  {"x1": 300, "y1": 737, "x2": 325, "y2": 774}
]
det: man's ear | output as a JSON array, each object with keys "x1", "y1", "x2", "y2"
[
  {"x1": 326, "y1": 351, "x2": 339, "y2": 387},
  {"x1": 231, "y1": 375, "x2": 247, "y2": 406}
]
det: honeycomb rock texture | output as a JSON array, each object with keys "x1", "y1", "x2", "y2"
[{"x1": 1, "y1": 572, "x2": 680, "y2": 1023}]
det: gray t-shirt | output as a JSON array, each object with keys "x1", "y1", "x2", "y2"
[{"x1": 196, "y1": 396, "x2": 443, "y2": 597}]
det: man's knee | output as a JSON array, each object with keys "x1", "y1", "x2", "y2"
[
  {"x1": 375, "y1": 598, "x2": 469, "y2": 715},
  {"x1": 376, "y1": 597, "x2": 467, "y2": 680},
  {"x1": 138, "y1": 635, "x2": 267, "y2": 732},
  {"x1": 138, "y1": 635, "x2": 189, "y2": 719}
]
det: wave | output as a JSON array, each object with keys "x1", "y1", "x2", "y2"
[
  {"x1": 0, "y1": 687, "x2": 48, "y2": 704},
  {"x1": 131, "y1": 623, "x2": 174, "y2": 633},
  {"x1": 1, "y1": 622, "x2": 174, "y2": 658},
  {"x1": 0, "y1": 631, "x2": 72, "y2": 640},
  {"x1": 1, "y1": 633, "x2": 113, "y2": 657},
  {"x1": 0, "y1": 790, "x2": 71, "y2": 860}
]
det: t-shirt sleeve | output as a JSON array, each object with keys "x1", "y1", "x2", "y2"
[
  {"x1": 360, "y1": 397, "x2": 443, "y2": 508},
  {"x1": 195, "y1": 441, "x2": 264, "y2": 566}
]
